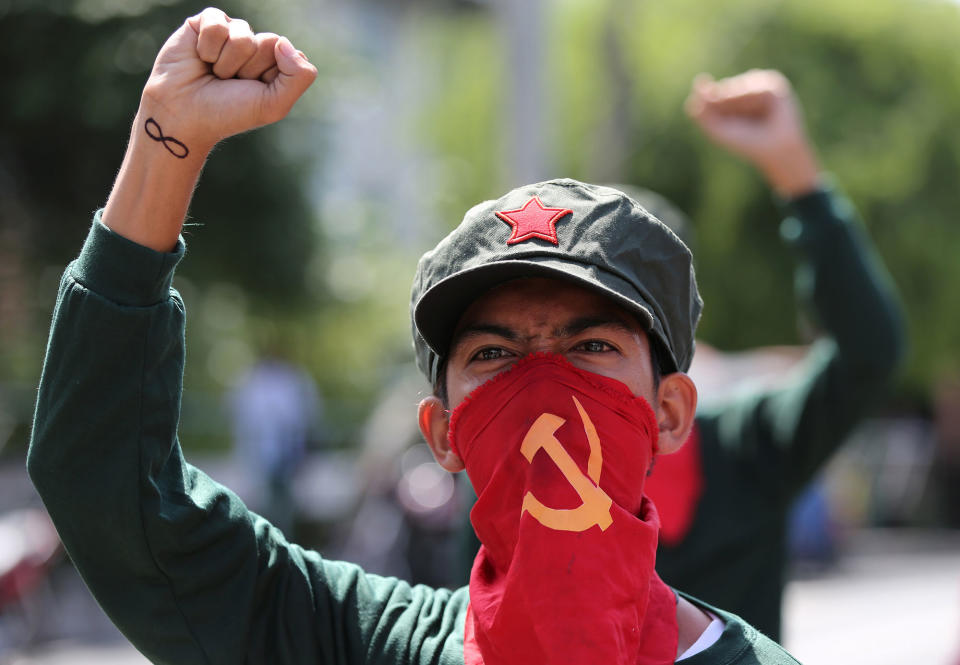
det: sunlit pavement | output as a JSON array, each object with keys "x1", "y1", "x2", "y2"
[
  {"x1": 783, "y1": 529, "x2": 960, "y2": 665},
  {"x1": 1, "y1": 643, "x2": 149, "y2": 665},
  {"x1": 3, "y1": 529, "x2": 959, "y2": 665}
]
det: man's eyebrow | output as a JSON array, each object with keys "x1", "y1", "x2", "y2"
[
  {"x1": 555, "y1": 315, "x2": 641, "y2": 338},
  {"x1": 449, "y1": 314, "x2": 641, "y2": 352},
  {"x1": 450, "y1": 323, "x2": 519, "y2": 350}
]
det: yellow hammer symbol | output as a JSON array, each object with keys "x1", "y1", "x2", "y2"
[{"x1": 519, "y1": 396, "x2": 614, "y2": 532}]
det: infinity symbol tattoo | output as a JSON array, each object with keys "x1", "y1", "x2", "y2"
[{"x1": 144, "y1": 118, "x2": 189, "y2": 159}]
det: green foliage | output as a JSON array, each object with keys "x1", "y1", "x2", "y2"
[
  {"x1": 421, "y1": 0, "x2": 960, "y2": 397},
  {"x1": 415, "y1": 9, "x2": 505, "y2": 223},
  {"x1": 5, "y1": 0, "x2": 960, "y2": 456},
  {"x1": 0, "y1": 0, "x2": 326, "y2": 452},
  {"x1": 0, "y1": 0, "x2": 319, "y2": 303}
]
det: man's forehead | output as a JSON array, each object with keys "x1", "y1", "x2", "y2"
[{"x1": 451, "y1": 277, "x2": 647, "y2": 345}]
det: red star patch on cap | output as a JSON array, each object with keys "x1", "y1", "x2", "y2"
[{"x1": 495, "y1": 196, "x2": 573, "y2": 246}]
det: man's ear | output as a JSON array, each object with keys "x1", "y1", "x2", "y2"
[
  {"x1": 418, "y1": 396, "x2": 464, "y2": 472},
  {"x1": 653, "y1": 372, "x2": 698, "y2": 455}
]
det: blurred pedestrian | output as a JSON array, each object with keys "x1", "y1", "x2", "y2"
[
  {"x1": 227, "y1": 345, "x2": 322, "y2": 538},
  {"x1": 930, "y1": 372, "x2": 960, "y2": 528}
]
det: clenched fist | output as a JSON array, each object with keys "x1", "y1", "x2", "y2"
[
  {"x1": 141, "y1": 7, "x2": 318, "y2": 154},
  {"x1": 686, "y1": 69, "x2": 821, "y2": 198},
  {"x1": 102, "y1": 9, "x2": 318, "y2": 252}
]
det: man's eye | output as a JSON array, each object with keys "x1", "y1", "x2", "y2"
[
  {"x1": 577, "y1": 340, "x2": 612, "y2": 353},
  {"x1": 474, "y1": 347, "x2": 508, "y2": 361}
]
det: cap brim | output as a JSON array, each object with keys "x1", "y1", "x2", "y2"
[{"x1": 414, "y1": 258, "x2": 661, "y2": 362}]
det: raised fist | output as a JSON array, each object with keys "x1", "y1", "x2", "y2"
[
  {"x1": 686, "y1": 69, "x2": 820, "y2": 197},
  {"x1": 140, "y1": 7, "x2": 318, "y2": 154}
]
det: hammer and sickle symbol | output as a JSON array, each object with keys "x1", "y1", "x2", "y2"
[{"x1": 520, "y1": 396, "x2": 614, "y2": 532}]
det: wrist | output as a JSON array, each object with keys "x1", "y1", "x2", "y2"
[
  {"x1": 134, "y1": 95, "x2": 219, "y2": 158},
  {"x1": 756, "y1": 139, "x2": 822, "y2": 198},
  {"x1": 101, "y1": 109, "x2": 210, "y2": 252}
]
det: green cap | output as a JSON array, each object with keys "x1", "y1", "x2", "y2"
[
  {"x1": 604, "y1": 184, "x2": 695, "y2": 251},
  {"x1": 411, "y1": 178, "x2": 702, "y2": 385}
]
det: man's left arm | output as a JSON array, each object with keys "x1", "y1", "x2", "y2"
[
  {"x1": 744, "y1": 184, "x2": 905, "y2": 490},
  {"x1": 689, "y1": 70, "x2": 907, "y2": 493}
]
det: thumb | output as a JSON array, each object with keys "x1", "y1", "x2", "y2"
[{"x1": 262, "y1": 36, "x2": 318, "y2": 121}]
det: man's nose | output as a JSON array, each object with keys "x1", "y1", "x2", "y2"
[{"x1": 525, "y1": 338, "x2": 564, "y2": 356}]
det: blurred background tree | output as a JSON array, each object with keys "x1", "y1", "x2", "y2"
[
  {"x1": 0, "y1": 0, "x2": 327, "y2": 451},
  {"x1": 423, "y1": 0, "x2": 960, "y2": 404},
  {"x1": 0, "y1": 0, "x2": 316, "y2": 294}
]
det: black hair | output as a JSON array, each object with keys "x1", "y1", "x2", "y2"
[
  {"x1": 649, "y1": 339, "x2": 665, "y2": 391},
  {"x1": 434, "y1": 357, "x2": 450, "y2": 408}
]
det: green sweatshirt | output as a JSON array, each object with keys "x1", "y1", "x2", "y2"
[
  {"x1": 655, "y1": 186, "x2": 907, "y2": 640},
  {"x1": 28, "y1": 214, "x2": 800, "y2": 664}
]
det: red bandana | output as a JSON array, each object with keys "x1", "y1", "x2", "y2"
[
  {"x1": 644, "y1": 424, "x2": 704, "y2": 546},
  {"x1": 448, "y1": 354, "x2": 678, "y2": 665}
]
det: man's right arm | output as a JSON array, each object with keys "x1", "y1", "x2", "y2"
[
  {"x1": 28, "y1": 217, "x2": 468, "y2": 664},
  {"x1": 27, "y1": 11, "x2": 468, "y2": 664}
]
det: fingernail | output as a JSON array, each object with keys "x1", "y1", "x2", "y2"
[{"x1": 278, "y1": 36, "x2": 295, "y2": 58}]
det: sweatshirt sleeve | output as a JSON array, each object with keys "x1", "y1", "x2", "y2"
[
  {"x1": 27, "y1": 214, "x2": 468, "y2": 665},
  {"x1": 700, "y1": 184, "x2": 907, "y2": 498}
]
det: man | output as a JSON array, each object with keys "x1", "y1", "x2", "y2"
[
  {"x1": 453, "y1": 69, "x2": 907, "y2": 640},
  {"x1": 28, "y1": 10, "x2": 800, "y2": 664},
  {"x1": 643, "y1": 70, "x2": 906, "y2": 640}
]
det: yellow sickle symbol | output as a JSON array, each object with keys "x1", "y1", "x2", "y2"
[{"x1": 519, "y1": 396, "x2": 613, "y2": 532}]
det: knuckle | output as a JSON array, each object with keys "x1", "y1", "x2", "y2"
[
  {"x1": 203, "y1": 22, "x2": 229, "y2": 43},
  {"x1": 232, "y1": 34, "x2": 257, "y2": 57},
  {"x1": 767, "y1": 70, "x2": 788, "y2": 86},
  {"x1": 200, "y1": 6, "x2": 226, "y2": 22},
  {"x1": 256, "y1": 33, "x2": 279, "y2": 51},
  {"x1": 141, "y1": 80, "x2": 165, "y2": 104},
  {"x1": 228, "y1": 19, "x2": 252, "y2": 38}
]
